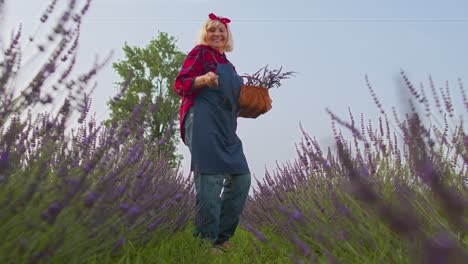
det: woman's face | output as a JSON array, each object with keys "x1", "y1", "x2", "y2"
[{"x1": 206, "y1": 24, "x2": 228, "y2": 52}]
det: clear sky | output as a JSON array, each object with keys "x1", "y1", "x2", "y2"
[{"x1": 3, "y1": 0, "x2": 468, "y2": 182}]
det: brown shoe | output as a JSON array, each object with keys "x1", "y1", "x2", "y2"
[
  {"x1": 210, "y1": 246, "x2": 226, "y2": 255},
  {"x1": 219, "y1": 240, "x2": 232, "y2": 250}
]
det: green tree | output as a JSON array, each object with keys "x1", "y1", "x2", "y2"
[{"x1": 107, "y1": 32, "x2": 186, "y2": 166}]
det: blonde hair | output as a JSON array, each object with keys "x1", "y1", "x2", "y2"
[{"x1": 195, "y1": 18, "x2": 234, "y2": 52}]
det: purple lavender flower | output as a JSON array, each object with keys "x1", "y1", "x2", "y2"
[
  {"x1": 122, "y1": 127, "x2": 131, "y2": 138},
  {"x1": 146, "y1": 217, "x2": 164, "y2": 232},
  {"x1": 111, "y1": 236, "x2": 125, "y2": 253},
  {"x1": 422, "y1": 232, "x2": 467, "y2": 264},
  {"x1": 84, "y1": 192, "x2": 97, "y2": 208},
  {"x1": 0, "y1": 1, "x2": 196, "y2": 262},
  {"x1": 0, "y1": 151, "x2": 9, "y2": 173},
  {"x1": 119, "y1": 202, "x2": 131, "y2": 211},
  {"x1": 245, "y1": 224, "x2": 268, "y2": 243},
  {"x1": 291, "y1": 235, "x2": 311, "y2": 257},
  {"x1": 83, "y1": 161, "x2": 94, "y2": 174},
  {"x1": 127, "y1": 205, "x2": 141, "y2": 218},
  {"x1": 242, "y1": 65, "x2": 295, "y2": 89},
  {"x1": 113, "y1": 184, "x2": 127, "y2": 198},
  {"x1": 175, "y1": 193, "x2": 183, "y2": 202},
  {"x1": 41, "y1": 201, "x2": 63, "y2": 224},
  {"x1": 291, "y1": 210, "x2": 305, "y2": 222}
]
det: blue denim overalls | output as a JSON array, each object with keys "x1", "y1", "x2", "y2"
[{"x1": 184, "y1": 50, "x2": 251, "y2": 245}]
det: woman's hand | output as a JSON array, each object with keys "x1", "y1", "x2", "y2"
[
  {"x1": 201, "y1": 71, "x2": 218, "y2": 87},
  {"x1": 192, "y1": 71, "x2": 219, "y2": 89}
]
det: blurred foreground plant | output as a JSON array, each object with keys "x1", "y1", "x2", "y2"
[
  {"x1": 242, "y1": 72, "x2": 468, "y2": 263},
  {"x1": 0, "y1": 1, "x2": 194, "y2": 263}
]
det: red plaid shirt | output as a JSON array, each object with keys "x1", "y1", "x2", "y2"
[{"x1": 174, "y1": 44, "x2": 236, "y2": 142}]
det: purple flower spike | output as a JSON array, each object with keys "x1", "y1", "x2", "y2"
[
  {"x1": 83, "y1": 161, "x2": 94, "y2": 174},
  {"x1": 146, "y1": 217, "x2": 164, "y2": 232},
  {"x1": 423, "y1": 232, "x2": 462, "y2": 264},
  {"x1": 0, "y1": 151, "x2": 10, "y2": 172},
  {"x1": 114, "y1": 185, "x2": 127, "y2": 198},
  {"x1": 127, "y1": 205, "x2": 141, "y2": 218},
  {"x1": 292, "y1": 210, "x2": 305, "y2": 222},
  {"x1": 278, "y1": 205, "x2": 288, "y2": 214},
  {"x1": 119, "y1": 202, "x2": 131, "y2": 211},
  {"x1": 291, "y1": 235, "x2": 311, "y2": 257},
  {"x1": 84, "y1": 192, "x2": 97, "y2": 208},
  {"x1": 68, "y1": 178, "x2": 79, "y2": 188},
  {"x1": 122, "y1": 128, "x2": 131, "y2": 137},
  {"x1": 245, "y1": 224, "x2": 268, "y2": 243},
  {"x1": 112, "y1": 236, "x2": 125, "y2": 252},
  {"x1": 48, "y1": 202, "x2": 61, "y2": 215},
  {"x1": 136, "y1": 169, "x2": 144, "y2": 178},
  {"x1": 419, "y1": 160, "x2": 438, "y2": 185},
  {"x1": 41, "y1": 201, "x2": 63, "y2": 224}
]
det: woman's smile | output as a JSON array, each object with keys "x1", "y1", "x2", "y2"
[{"x1": 206, "y1": 25, "x2": 228, "y2": 52}]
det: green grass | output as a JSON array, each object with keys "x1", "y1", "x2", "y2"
[
  {"x1": 82, "y1": 225, "x2": 296, "y2": 264},
  {"x1": 81, "y1": 221, "x2": 412, "y2": 264}
]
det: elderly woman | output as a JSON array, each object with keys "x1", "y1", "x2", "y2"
[{"x1": 174, "y1": 13, "x2": 251, "y2": 251}]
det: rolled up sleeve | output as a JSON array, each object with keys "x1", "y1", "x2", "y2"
[{"x1": 174, "y1": 46, "x2": 205, "y2": 96}]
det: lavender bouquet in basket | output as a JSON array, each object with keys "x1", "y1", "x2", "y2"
[{"x1": 239, "y1": 65, "x2": 295, "y2": 118}]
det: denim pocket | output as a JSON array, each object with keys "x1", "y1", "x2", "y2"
[{"x1": 184, "y1": 108, "x2": 195, "y2": 151}]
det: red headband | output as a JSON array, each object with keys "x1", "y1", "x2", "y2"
[{"x1": 208, "y1": 13, "x2": 231, "y2": 28}]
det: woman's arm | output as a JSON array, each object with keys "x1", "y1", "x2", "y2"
[{"x1": 174, "y1": 45, "x2": 217, "y2": 96}]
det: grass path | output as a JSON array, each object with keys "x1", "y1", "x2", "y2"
[{"x1": 84, "y1": 226, "x2": 299, "y2": 264}]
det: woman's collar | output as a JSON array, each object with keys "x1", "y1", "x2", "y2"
[{"x1": 205, "y1": 45, "x2": 225, "y2": 56}]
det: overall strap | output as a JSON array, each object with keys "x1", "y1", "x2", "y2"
[{"x1": 207, "y1": 48, "x2": 220, "y2": 64}]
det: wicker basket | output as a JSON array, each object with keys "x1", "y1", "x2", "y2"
[{"x1": 238, "y1": 85, "x2": 272, "y2": 118}]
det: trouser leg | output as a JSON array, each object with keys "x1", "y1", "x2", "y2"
[
  {"x1": 216, "y1": 173, "x2": 251, "y2": 244},
  {"x1": 184, "y1": 107, "x2": 250, "y2": 244},
  {"x1": 193, "y1": 173, "x2": 224, "y2": 243}
]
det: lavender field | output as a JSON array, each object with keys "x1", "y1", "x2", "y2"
[{"x1": 1, "y1": 1, "x2": 468, "y2": 263}]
